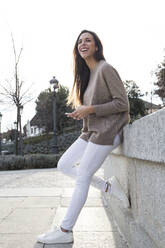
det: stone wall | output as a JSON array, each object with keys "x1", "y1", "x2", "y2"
[{"x1": 102, "y1": 108, "x2": 165, "y2": 248}]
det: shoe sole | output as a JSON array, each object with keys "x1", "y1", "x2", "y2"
[{"x1": 38, "y1": 240, "x2": 74, "y2": 244}]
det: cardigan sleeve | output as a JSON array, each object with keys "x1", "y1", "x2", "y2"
[{"x1": 92, "y1": 64, "x2": 130, "y2": 117}]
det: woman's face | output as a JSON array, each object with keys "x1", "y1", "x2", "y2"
[{"x1": 77, "y1": 32, "x2": 98, "y2": 60}]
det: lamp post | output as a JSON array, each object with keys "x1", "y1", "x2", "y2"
[
  {"x1": 14, "y1": 121, "x2": 17, "y2": 155},
  {"x1": 19, "y1": 104, "x2": 23, "y2": 155},
  {"x1": 49, "y1": 76, "x2": 59, "y2": 154},
  {"x1": 0, "y1": 112, "x2": 2, "y2": 155}
]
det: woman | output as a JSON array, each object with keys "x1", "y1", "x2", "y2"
[{"x1": 37, "y1": 29, "x2": 130, "y2": 244}]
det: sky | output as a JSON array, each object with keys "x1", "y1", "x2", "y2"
[{"x1": 0, "y1": 0, "x2": 165, "y2": 132}]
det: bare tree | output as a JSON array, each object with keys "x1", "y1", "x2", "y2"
[{"x1": 0, "y1": 34, "x2": 34, "y2": 155}]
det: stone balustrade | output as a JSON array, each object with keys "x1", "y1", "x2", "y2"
[{"x1": 103, "y1": 108, "x2": 165, "y2": 248}]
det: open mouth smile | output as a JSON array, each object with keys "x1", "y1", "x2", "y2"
[{"x1": 80, "y1": 48, "x2": 88, "y2": 53}]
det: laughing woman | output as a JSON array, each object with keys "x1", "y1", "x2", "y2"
[{"x1": 37, "y1": 29, "x2": 130, "y2": 244}]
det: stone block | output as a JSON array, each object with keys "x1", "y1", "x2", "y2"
[{"x1": 123, "y1": 108, "x2": 165, "y2": 163}]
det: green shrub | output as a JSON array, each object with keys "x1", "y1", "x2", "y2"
[
  {"x1": 23, "y1": 134, "x2": 53, "y2": 145},
  {"x1": 0, "y1": 153, "x2": 63, "y2": 171},
  {"x1": 0, "y1": 155, "x2": 25, "y2": 170}
]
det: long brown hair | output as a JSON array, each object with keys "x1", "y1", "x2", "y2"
[{"x1": 67, "y1": 30, "x2": 105, "y2": 108}]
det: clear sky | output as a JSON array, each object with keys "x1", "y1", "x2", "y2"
[{"x1": 0, "y1": 0, "x2": 165, "y2": 132}]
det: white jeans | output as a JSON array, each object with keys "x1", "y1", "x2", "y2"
[{"x1": 57, "y1": 134, "x2": 121, "y2": 230}]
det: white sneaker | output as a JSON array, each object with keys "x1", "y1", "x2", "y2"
[
  {"x1": 37, "y1": 226, "x2": 58, "y2": 240},
  {"x1": 106, "y1": 176, "x2": 130, "y2": 208},
  {"x1": 37, "y1": 226, "x2": 74, "y2": 244}
]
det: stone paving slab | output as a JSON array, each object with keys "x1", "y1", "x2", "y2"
[
  {"x1": 0, "y1": 188, "x2": 61, "y2": 197},
  {"x1": 0, "y1": 171, "x2": 35, "y2": 188},
  {"x1": 61, "y1": 197, "x2": 106, "y2": 207},
  {"x1": 0, "y1": 234, "x2": 38, "y2": 248},
  {"x1": 52, "y1": 207, "x2": 117, "y2": 232},
  {"x1": 69, "y1": 231, "x2": 128, "y2": 248},
  {"x1": 0, "y1": 208, "x2": 56, "y2": 234},
  {"x1": 0, "y1": 197, "x2": 25, "y2": 219},
  {"x1": 19, "y1": 197, "x2": 61, "y2": 208},
  {"x1": 0, "y1": 197, "x2": 25, "y2": 207},
  {"x1": 0, "y1": 207, "x2": 16, "y2": 220},
  {"x1": 0, "y1": 169, "x2": 75, "y2": 188},
  {"x1": 0, "y1": 168, "x2": 103, "y2": 188},
  {"x1": 61, "y1": 187, "x2": 102, "y2": 198}
]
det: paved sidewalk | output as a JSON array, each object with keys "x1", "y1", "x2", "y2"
[{"x1": 0, "y1": 168, "x2": 129, "y2": 248}]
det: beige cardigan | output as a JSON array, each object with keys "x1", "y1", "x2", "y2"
[{"x1": 79, "y1": 60, "x2": 130, "y2": 145}]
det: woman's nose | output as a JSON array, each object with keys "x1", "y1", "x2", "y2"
[{"x1": 81, "y1": 40, "x2": 86, "y2": 45}]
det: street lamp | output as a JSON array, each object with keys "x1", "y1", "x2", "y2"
[
  {"x1": 49, "y1": 76, "x2": 59, "y2": 154},
  {"x1": 14, "y1": 121, "x2": 17, "y2": 129},
  {"x1": 19, "y1": 104, "x2": 24, "y2": 155},
  {"x1": 0, "y1": 112, "x2": 2, "y2": 155},
  {"x1": 20, "y1": 105, "x2": 23, "y2": 115},
  {"x1": 14, "y1": 121, "x2": 17, "y2": 155}
]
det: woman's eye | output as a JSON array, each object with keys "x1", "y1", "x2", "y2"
[{"x1": 78, "y1": 38, "x2": 91, "y2": 45}]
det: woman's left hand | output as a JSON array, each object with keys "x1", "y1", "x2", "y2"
[{"x1": 66, "y1": 105, "x2": 94, "y2": 120}]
